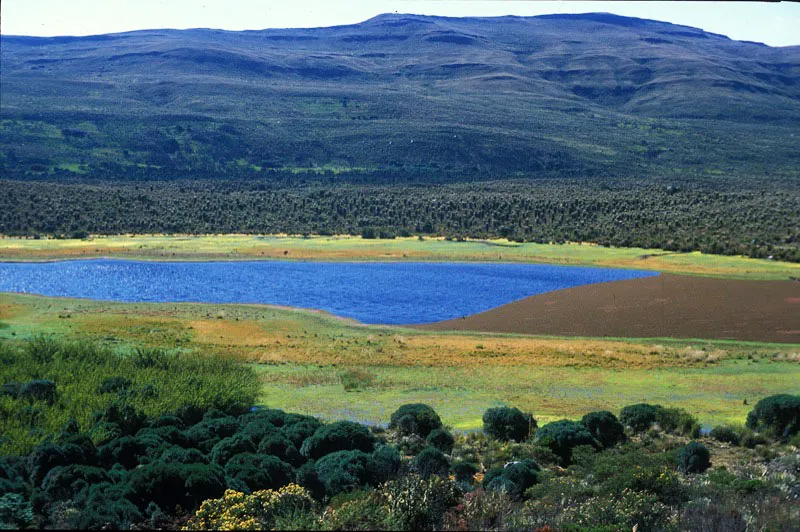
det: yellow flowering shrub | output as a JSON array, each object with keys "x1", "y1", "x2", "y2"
[{"x1": 183, "y1": 484, "x2": 315, "y2": 531}]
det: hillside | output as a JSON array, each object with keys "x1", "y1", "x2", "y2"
[{"x1": 2, "y1": 12, "x2": 799, "y2": 180}]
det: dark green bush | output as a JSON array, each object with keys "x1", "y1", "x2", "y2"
[
  {"x1": 99, "y1": 434, "x2": 167, "y2": 469},
  {"x1": 389, "y1": 404, "x2": 442, "y2": 438},
  {"x1": 148, "y1": 414, "x2": 185, "y2": 429},
  {"x1": 257, "y1": 433, "x2": 302, "y2": 466},
  {"x1": 281, "y1": 418, "x2": 323, "y2": 448},
  {"x1": 677, "y1": 441, "x2": 711, "y2": 474},
  {"x1": 209, "y1": 435, "x2": 255, "y2": 465},
  {"x1": 426, "y1": 428, "x2": 455, "y2": 454},
  {"x1": 185, "y1": 416, "x2": 240, "y2": 452},
  {"x1": 745, "y1": 394, "x2": 800, "y2": 438},
  {"x1": 0, "y1": 456, "x2": 26, "y2": 494},
  {"x1": 127, "y1": 462, "x2": 226, "y2": 510},
  {"x1": 482, "y1": 407, "x2": 535, "y2": 442},
  {"x1": 93, "y1": 402, "x2": 147, "y2": 436},
  {"x1": 368, "y1": 445, "x2": 402, "y2": 485},
  {"x1": 300, "y1": 420, "x2": 376, "y2": 459},
  {"x1": 40, "y1": 465, "x2": 110, "y2": 500},
  {"x1": 314, "y1": 450, "x2": 372, "y2": 498},
  {"x1": 67, "y1": 482, "x2": 142, "y2": 530},
  {"x1": 157, "y1": 445, "x2": 208, "y2": 464},
  {"x1": 414, "y1": 447, "x2": 449, "y2": 479},
  {"x1": 452, "y1": 461, "x2": 479, "y2": 483},
  {"x1": 656, "y1": 407, "x2": 700, "y2": 436},
  {"x1": 483, "y1": 458, "x2": 540, "y2": 500},
  {"x1": 709, "y1": 425, "x2": 741, "y2": 445},
  {"x1": 224, "y1": 453, "x2": 294, "y2": 492},
  {"x1": 581, "y1": 410, "x2": 626, "y2": 448},
  {"x1": 296, "y1": 460, "x2": 325, "y2": 500},
  {"x1": 0, "y1": 382, "x2": 22, "y2": 399},
  {"x1": 20, "y1": 379, "x2": 57, "y2": 404},
  {"x1": 0, "y1": 493, "x2": 33, "y2": 530},
  {"x1": 97, "y1": 376, "x2": 132, "y2": 395},
  {"x1": 28, "y1": 442, "x2": 95, "y2": 486},
  {"x1": 619, "y1": 403, "x2": 660, "y2": 433},
  {"x1": 137, "y1": 425, "x2": 188, "y2": 447},
  {"x1": 535, "y1": 420, "x2": 599, "y2": 465}
]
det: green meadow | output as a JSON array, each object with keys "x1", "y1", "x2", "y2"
[
  {"x1": 1, "y1": 234, "x2": 798, "y2": 279},
  {"x1": 2, "y1": 292, "x2": 797, "y2": 432}
]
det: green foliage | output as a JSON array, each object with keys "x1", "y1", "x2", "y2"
[
  {"x1": 745, "y1": 394, "x2": 800, "y2": 439},
  {"x1": 482, "y1": 406, "x2": 535, "y2": 442},
  {"x1": 709, "y1": 425, "x2": 741, "y2": 445},
  {"x1": 224, "y1": 453, "x2": 294, "y2": 493},
  {"x1": 426, "y1": 428, "x2": 455, "y2": 454},
  {"x1": 483, "y1": 458, "x2": 540, "y2": 500},
  {"x1": 413, "y1": 447, "x2": 450, "y2": 479},
  {"x1": 676, "y1": 442, "x2": 711, "y2": 474},
  {"x1": 209, "y1": 435, "x2": 255, "y2": 465},
  {"x1": 299, "y1": 420, "x2": 376, "y2": 460},
  {"x1": 0, "y1": 493, "x2": 34, "y2": 530},
  {"x1": 619, "y1": 403, "x2": 660, "y2": 433},
  {"x1": 389, "y1": 403, "x2": 442, "y2": 438},
  {"x1": 127, "y1": 462, "x2": 227, "y2": 510},
  {"x1": 535, "y1": 420, "x2": 599, "y2": 465},
  {"x1": 97, "y1": 376, "x2": 133, "y2": 395},
  {"x1": 0, "y1": 338, "x2": 260, "y2": 456},
  {"x1": 378, "y1": 474, "x2": 461, "y2": 531},
  {"x1": 314, "y1": 450, "x2": 372, "y2": 498},
  {"x1": 656, "y1": 406, "x2": 700, "y2": 437},
  {"x1": 451, "y1": 461, "x2": 479, "y2": 483},
  {"x1": 367, "y1": 445, "x2": 402, "y2": 485},
  {"x1": 557, "y1": 488, "x2": 674, "y2": 531},
  {"x1": 581, "y1": 410, "x2": 626, "y2": 448}
]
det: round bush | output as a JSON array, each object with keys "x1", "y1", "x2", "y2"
[
  {"x1": 257, "y1": 434, "x2": 302, "y2": 466},
  {"x1": 20, "y1": 379, "x2": 57, "y2": 404},
  {"x1": 746, "y1": 394, "x2": 800, "y2": 438},
  {"x1": 581, "y1": 410, "x2": 626, "y2": 448},
  {"x1": 209, "y1": 435, "x2": 255, "y2": 465},
  {"x1": 677, "y1": 441, "x2": 711, "y2": 474},
  {"x1": 368, "y1": 445, "x2": 402, "y2": 485},
  {"x1": 426, "y1": 428, "x2": 455, "y2": 454},
  {"x1": 97, "y1": 376, "x2": 132, "y2": 395},
  {"x1": 451, "y1": 461, "x2": 479, "y2": 483},
  {"x1": 224, "y1": 453, "x2": 294, "y2": 492},
  {"x1": 299, "y1": 421, "x2": 376, "y2": 460},
  {"x1": 482, "y1": 407, "x2": 535, "y2": 442},
  {"x1": 619, "y1": 403, "x2": 660, "y2": 433},
  {"x1": 535, "y1": 420, "x2": 599, "y2": 465},
  {"x1": 389, "y1": 404, "x2": 442, "y2": 438},
  {"x1": 314, "y1": 450, "x2": 372, "y2": 498},
  {"x1": 414, "y1": 447, "x2": 449, "y2": 479},
  {"x1": 709, "y1": 425, "x2": 741, "y2": 445},
  {"x1": 483, "y1": 459, "x2": 540, "y2": 500}
]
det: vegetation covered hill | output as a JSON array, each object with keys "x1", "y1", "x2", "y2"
[
  {"x1": 2, "y1": 12, "x2": 799, "y2": 179},
  {"x1": 1, "y1": 13, "x2": 798, "y2": 258}
]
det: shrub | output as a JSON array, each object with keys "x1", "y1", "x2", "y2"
[
  {"x1": 378, "y1": 474, "x2": 461, "y2": 531},
  {"x1": 94, "y1": 402, "x2": 147, "y2": 436},
  {"x1": 426, "y1": 428, "x2": 455, "y2": 454},
  {"x1": 40, "y1": 465, "x2": 110, "y2": 500},
  {"x1": 28, "y1": 442, "x2": 95, "y2": 486},
  {"x1": 185, "y1": 485, "x2": 315, "y2": 531},
  {"x1": 581, "y1": 410, "x2": 626, "y2": 448},
  {"x1": 619, "y1": 403, "x2": 660, "y2": 433},
  {"x1": 314, "y1": 450, "x2": 372, "y2": 498},
  {"x1": 127, "y1": 462, "x2": 226, "y2": 510},
  {"x1": 482, "y1": 407, "x2": 535, "y2": 442},
  {"x1": 535, "y1": 420, "x2": 599, "y2": 465},
  {"x1": 389, "y1": 404, "x2": 442, "y2": 438},
  {"x1": 99, "y1": 434, "x2": 167, "y2": 469},
  {"x1": 148, "y1": 414, "x2": 185, "y2": 429},
  {"x1": 368, "y1": 445, "x2": 402, "y2": 485},
  {"x1": 224, "y1": 453, "x2": 294, "y2": 492},
  {"x1": 281, "y1": 418, "x2": 322, "y2": 448},
  {"x1": 185, "y1": 417, "x2": 241, "y2": 452},
  {"x1": 158, "y1": 445, "x2": 208, "y2": 464},
  {"x1": 66, "y1": 482, "x2": 142, "y2": 530},
  {"x1": 210, "y1": 435, "x2": 256, "y2": 465},
  {"x1": 746, "y1": 394, "x2": 800, "y2": 438},
  {"x1": 483, "y1": 459, "x2": 540, "y2": 500},
  {"x1": 324, "y1": 491, "x2": 390, "y2": 531},
  {"x1": 452, "y1": 461, "x2": 479, "y2": 483},
  {"x1": 656, "y1": 407, "x2": 700, "y2": 436},
  {"x1": 257, "y1": 433, "x2": 302, "y2": 466},
  {"x1": 97, "y1": 376, "x2": 132, "y2": 395},
  {"x1": 0, "y1": 382, "x2": 22, "y2": 399},
  {"x1": 414, "y1": 447, "x2": 450, "y2": 479},
  {"x1": 710, "y1": 425, "x2": 741, "y2": 445},
  {"x1": 677, "y1": 442, "x2": 711, "y2": 474},
  {"x1": 299, "y1": 421, "x2": 376, "y2": 459},
  {"x1": 20, "y1": 379, "x2": 57, "y2": 404},
  {"x1": 0, "y1": 493, "x2": 33, "y2": 530}
]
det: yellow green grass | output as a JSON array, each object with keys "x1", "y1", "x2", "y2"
[
  {"x1": 2, "y1": 292, "x2": 797, "y2": 429},
  {"x1": 1, "y1": 234, "x2": 798, "y2": 279}
]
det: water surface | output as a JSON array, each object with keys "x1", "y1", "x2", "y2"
[{"x1": 0, "y1": 260, "x2": 658, "y2": 324}]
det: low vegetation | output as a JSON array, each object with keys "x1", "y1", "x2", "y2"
[{"x1": 1, "y1": 339, "x2": 798, "y2": 530}]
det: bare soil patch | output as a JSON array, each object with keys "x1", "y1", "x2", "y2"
[{"x1": 418, "y1": 274, "x2": 800, "y2": 343}]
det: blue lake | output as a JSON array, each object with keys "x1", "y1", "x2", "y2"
[{"x1": 0, "y1": 260, "x2": 658, "y2": 324}]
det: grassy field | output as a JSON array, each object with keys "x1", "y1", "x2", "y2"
[
  {"x1": 2, "y1": 292, "x2": 797, "y2": 430},
  {"x1": 1, "y1": 235, "x2": 798, "y2": 280}
]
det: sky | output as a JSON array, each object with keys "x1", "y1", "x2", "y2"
[{"x1": 2, "y1": 1, "x2": 799, "y2": 47}]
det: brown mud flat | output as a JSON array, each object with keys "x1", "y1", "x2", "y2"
[{"x1": 418, "y1": 274, "x2": 800, "y2": 343}]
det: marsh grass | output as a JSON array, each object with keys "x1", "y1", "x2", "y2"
[{"x1": 0, "y1": 336, "x2": 260, "y2": 455}]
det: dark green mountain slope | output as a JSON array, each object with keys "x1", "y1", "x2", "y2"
[{"x1": 1, "y1": 13, "x2": 799, "y2": 180}]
